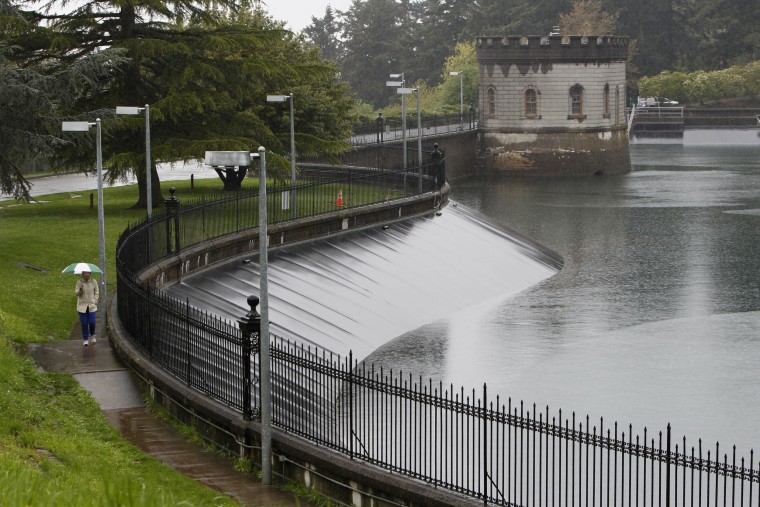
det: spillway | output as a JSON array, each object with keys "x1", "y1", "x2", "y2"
[{"x1": 165, "y1": 202, "x2": 561, "y2": 361}]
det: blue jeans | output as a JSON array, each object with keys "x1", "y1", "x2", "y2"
[{"x1": 78, "y1": 310, "x2": 97, "y2": 340}]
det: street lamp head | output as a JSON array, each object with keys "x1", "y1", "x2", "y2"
[
  {"x1": 449, "y1": 71, "x2": 461, "y2": 76},
  {"x1": 266, "y1": 95, "x2": 289, "y2": 103},
  {"x1": 61, "y1": 121, "x2": 93, "y2": 132},
  {"x1": 115, "y1": 106, "x2": 143, "y2": 115}
]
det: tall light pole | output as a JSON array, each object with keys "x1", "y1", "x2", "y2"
[
  {"x1": 266, "y1": 93, "x2": 296, "y2": 218},
  {"x1": 115, "y1": 105, "x2": 152, "y2": 217},
  {"x1": 398, "y1": 87, "x2": 423, "y2": 193},
  {"x1": 449, "y1": 71, "x2": 464, "y2": 129},
  {"x1": 62, "y1": 119, "x2": 107, "y2": 325},
  {"x1": 414, "y1": 88, "x2": 422, "y2": 175},
  {"x1": 255, "y1": 146, "x2": 272, "y2": 484},
  {"x1": 387, "y1": 73, "x2": 407, "y2": 169}
]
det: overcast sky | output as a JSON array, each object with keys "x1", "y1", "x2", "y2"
[{"x1": 263, "y1": 0, "x2": 353, "y2": 32}]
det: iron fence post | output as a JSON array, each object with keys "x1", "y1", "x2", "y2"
[
  {"x1": 164, "y1": 187, "x2": 180, "y2": 255},
  {"x1": 349, "y1": 350, "x2": 354, "y2": 460},
  {"x1": 185, "y1": 297, "x2": 191, "y2": 386},
  {"x1": 484, "y1": 383, "x2": 488, "y2": 506},
  {"x1": 666, "y1": 423, "x2": 671, "y2": 507},
  {"x1": 146, "y1": 280, "x2": 153, "y2": 360},
  {"x1": 238, "y1": 295, "x2": 261, "y2": 421}
]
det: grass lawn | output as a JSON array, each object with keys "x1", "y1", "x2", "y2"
[{"x1": 0, "y1": 175, "x2": 251, "y2": 506}]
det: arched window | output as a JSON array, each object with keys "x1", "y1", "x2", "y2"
[
  {"x1": 487, "y1": 87, "x2": 496, "y2": 117},
  {"x1": 570, "y1": 85, "x2": 584, "y2": 117},
  {"x1": 603, "y1": 84, "x2": 610, "y2": 118},
  {"x1": 524, "y1": 88, "x2": 538, "y2": 118}
]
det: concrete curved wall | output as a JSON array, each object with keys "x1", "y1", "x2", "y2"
[{"x1": 108, "y1": 185, "x2": 481, "y2": 507}]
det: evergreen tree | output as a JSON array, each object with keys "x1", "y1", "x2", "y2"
[
  {"x1": 559, "y1": 0, "x2": 618, "y2": 34},
  {"x1": 10, "y1": 0, "x2": 355, "y2": 206},
  {"x1": 340, "y1": 0, "x2": 410, "y2": 107},
  {"x1": 412, "y1": 0, "x2": 469, "y2": 86},
  {"x1": 303, "y1": 6, "x2": 344, "y2": 63},
  {"x1": 0, "y1": 0, "x2": 125, "y2": 199},
  {"x1": 673, "y1": 0, "x2": 760, "y2": 70}
]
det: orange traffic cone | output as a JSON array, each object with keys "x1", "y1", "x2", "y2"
[{"x1": 336, "y1": 188, "x2": 344, "y2": 207}]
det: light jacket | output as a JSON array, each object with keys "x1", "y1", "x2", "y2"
[{"x1": 76, "y1": 278, "x2": 99, "y2": 313}]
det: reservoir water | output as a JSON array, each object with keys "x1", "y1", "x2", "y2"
[
  {"x1": 370, "y1": 130, "x2": 760, "y2": 457},
  {"x1": 169, "y1": 129, "x2": 760, "y2": 458}
]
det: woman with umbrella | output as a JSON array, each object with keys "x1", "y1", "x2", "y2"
[{"x1": 63, "y1": 263, "x2": 101, "y2": 346}]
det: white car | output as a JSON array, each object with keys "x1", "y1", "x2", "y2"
[{"x1": 637, "y1": 97, "x2": 679, "y2": 107}]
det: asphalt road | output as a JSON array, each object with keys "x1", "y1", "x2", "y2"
[{"x1": 1, "y1": 161, "x2": 217, "y2": 202}]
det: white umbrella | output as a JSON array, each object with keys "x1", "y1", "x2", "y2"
[{"x1": 62, "y1": 262, "x2": 102, "y2": 275}]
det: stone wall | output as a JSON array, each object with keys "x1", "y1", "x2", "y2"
[
  {"x1": 479, "y1": 61, "x2": 627, "y2": 130},
  {"x1": 474, "y1": 34, "x2": 631, "y2": 176},
  {"x1": 479, "y1": 128, "x2": 631, "y2": 176}
]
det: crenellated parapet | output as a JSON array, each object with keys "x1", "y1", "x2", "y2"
[{"x1": 476, "y1": 35, "x2": 628, "y2": 64}]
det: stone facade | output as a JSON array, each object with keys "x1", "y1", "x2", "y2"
[{"x1": 476, "y1": 35, "x2": 631, "y2": 176}]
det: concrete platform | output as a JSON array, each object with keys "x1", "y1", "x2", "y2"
[{"x1": 25, "y1": 333, "x2": 317, "y2": 507}]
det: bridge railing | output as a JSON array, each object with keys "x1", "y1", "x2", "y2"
[{"x1": 351, "y1": 111, "x2": 479, "y2": 146}]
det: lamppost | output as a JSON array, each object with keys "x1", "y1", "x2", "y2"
[
  {"x1": 449, "y1": 71, "x2": 464, "y2": 130},
  {"x1": 254, "y1": 146, "x2": 272, "y2": 484},
  {"x1": 62, "y1": 119, "x2": 107, "y2": 324},
  {"x1": 115, "y1": 105, "x2": 152, "y2": 217},
  {"x1": 397, "y1": 86, "x2": 423, "y2": 193},
  {"x1": 386, "y1": 73, "x2": 407, "y2": 169},
  {"x1": 266, "y1": 93, "x2": 296, "y2": 218},
  {"x1": 414, "y1": 88, "x2": 422, "y2": 168}
]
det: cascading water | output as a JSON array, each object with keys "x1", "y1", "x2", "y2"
[{"x1": 165, "y1": 202, "x2": 561, "y2": 362}]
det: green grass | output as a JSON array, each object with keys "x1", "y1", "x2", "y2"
[
  {"x1": 0, "y1": 172, "x2": 394, "y2": 506},
  {"x1": 0, "y1": 175, "x2": 248, "y2": 506},
  {"x1": 0, "y1": 176, "x2": 246, "y2": 343}
]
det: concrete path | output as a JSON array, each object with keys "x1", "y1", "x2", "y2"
[{"x1": 25, "y1": 332, "x2": 316, "y2": 507}]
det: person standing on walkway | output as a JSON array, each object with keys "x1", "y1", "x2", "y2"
[{"x1": 76, "y1": 271, "x2": 99, "y2": 346}]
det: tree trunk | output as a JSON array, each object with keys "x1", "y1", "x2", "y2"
[
  {"x1": 132, "y1": 163, "x2": 164, "y2": 210},
  {"x1": 214, "y1": 167, "x2": 247, "y2": 191}
]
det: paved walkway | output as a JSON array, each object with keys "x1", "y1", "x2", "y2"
[{"x1": 25, "y1": 331, "x2": 316, "y2": 507}]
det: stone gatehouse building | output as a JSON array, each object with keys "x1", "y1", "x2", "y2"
[{"x1": 476, "y1": 34, "x2": 630, "y2": 176}]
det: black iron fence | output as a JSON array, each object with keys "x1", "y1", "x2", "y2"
[
  {"x1": 272, "y1": 341, "x2": 760, "y2": 507},
  {"x1": 117, "y1": 273, "x2": 250, "y2": 412},
  {"x1": 351, "y1": 111, "x2": 479, "y2": 146},
  {"x1": 115, "y1": 153, "x2": 759, "y2": 506},
  {"x1": 116, "y1": 159, "x2": 440, "y2": 277}
]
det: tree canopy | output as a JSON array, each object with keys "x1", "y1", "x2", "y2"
[
  {"x1": 3, "y1": 0, "x2": 355, "y2": 204},
  {"x1": 301, "y1": 0, "x2": 760, "y2": 107},
  {"x1": 0, "y1": 0, "x2": 126, "y2": 199}
]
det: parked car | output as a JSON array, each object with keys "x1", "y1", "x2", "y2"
[{"x1": 638, "y1": 96, "x2": 679, "y2": 107}]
